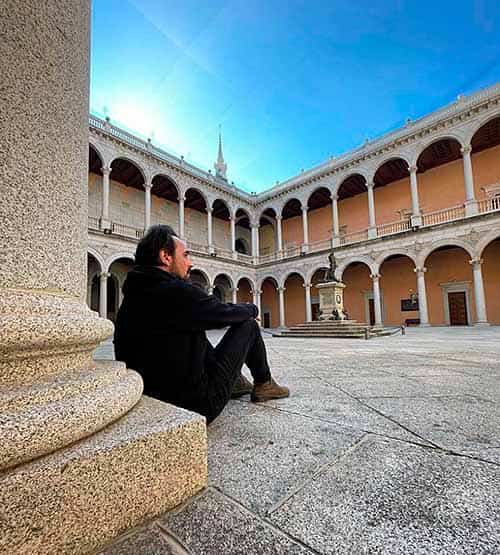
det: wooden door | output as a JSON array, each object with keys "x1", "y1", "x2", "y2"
[
  {"x1": 263, "y1": 312, "x2": 271, "y2": 328},
  {"x1": 368, "y1": 298, "x2": 375, "y2": 325},
  {"x1": 448, "y1": 292, "x2": 468, "y2": 325}
]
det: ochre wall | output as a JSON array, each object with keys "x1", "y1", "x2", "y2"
[
  {"x1": 379, "y1": 257, "x2": 419, "y2": 325},
  {"x1": 481, "y1": 238, "x2": 500, "y2": 324},
  {"x1": 282, "y1": 214, "x2": 303, "y2": 247},
  {"x1": 342, "y1": 264, "x2": 372, "y2": 323},
  {"x1": 284, "y1": 274, "x2": 305, "y2": 326},
  {"x1": 338, "y1": 192, "x2": 370, "y2": 235},
  {"x1": 373, "y1": 177, "x2": 412, "y2": 224},
  {"x1": 237, "y1": 280, "x2": 253, "y2": 304},
  {"x1": 261, "y1": 280, "x2": 279, "y2": 327},
  {"x1": 308, "y1": 205, "x2": 332, "y2": 242},
  {"x1": 472, "y1": 144, "x2": 500, "y2": 198},
  {"x1": 425, "y1": 247, "x2": 476, "y2": 325},
  {"x1": 417, "y1": 159, "x2": 465, "y2": 213},
  {"x1": 259, "y1": 224, "x2": 275, "y2": 255}
]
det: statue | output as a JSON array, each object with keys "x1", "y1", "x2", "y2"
[{"x1": 323, "y1": 251, "x2": 337, "y2": 282}]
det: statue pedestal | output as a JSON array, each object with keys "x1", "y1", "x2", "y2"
[{"x1": 316, "y1": 281, "x2": 347, "y2": 321}]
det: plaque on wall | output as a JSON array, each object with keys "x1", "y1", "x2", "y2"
[{"x1": 401, "y1": 298, "x2": 419, "y2": 311}]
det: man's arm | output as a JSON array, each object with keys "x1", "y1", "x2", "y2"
[{"x1": 174, "y1": 281, "x2": 258, "y2": 331}]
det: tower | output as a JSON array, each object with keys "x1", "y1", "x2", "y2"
[{"x1": 214, "y1": 127, "x2": 228, "y2": 180}]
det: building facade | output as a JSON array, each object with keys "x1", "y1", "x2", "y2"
[{"x1": 87, "y1": 84, "x2": 500, "y2": 328}]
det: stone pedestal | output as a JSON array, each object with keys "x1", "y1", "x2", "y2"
[
  {"x1": 0, "y1": 3, "x2": 207, "y2": 554},
  {"x1": 316, "y1": 281, "x2": 347, "y2": 321}
]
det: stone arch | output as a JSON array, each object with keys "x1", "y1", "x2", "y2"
[
  {"x1": 257, "y1": 274, "x2": 279, "y2": 290},
  {"x1": 184, "y1": 186, "x2": 209, "y2": 208},
  {"x1": 109, "y1": 155, "x2": 147, "y2": 184},
  {"x1": 87, "y1": 247, "x2": 105, "y2": 273},
  {"x1": 281, "y1": 197, "x2": 303, "y2": 218},
  {"x1": 467, "y1": 111, "x2": 500, "y2": 144},
  {"x1": 213, "y1": 272, "x2": 234, "y2": 289},
  {"x1": 104, "y1": 252, "x2": 135, "y2": 273},
  {"x1": 375, "y1": 250, "x2": 417, "y2": 273},
  {"x1": 334, "y1": 170, "x2": 370, "y2": 194},
  {"x1": 306, "y1": 264, "x2": 329, "y2": 284},
  {"x1": 151, "y1": 173, "x2": 180, "y2": 199},
  {"x1": 478, "y1": 230, "x2": 500, "y2": 258},
  {"x1": 89, "y1": 142, "x2": 104, "y2": 169},
  {"x1": 337, "y1": 256, "x2": 376, "y2": 280},
  {"x1": 372, "y1": 154, "x2": 411, "y2": 178},
  {"x1": 212, "y1": 197, "x2": 231, "y2": 214},
  {"x1": 236, "y1": 275, "x2": 255, "y2": 290},
  {"x1": 417, "y1": 133, "x2": 467, "y2": 157},
  {"x1": 280, "y1": 269, "x2": 306, "y2": 289},
  {"x1": 420, "y1": 239, "x2": 474, "y2": 267}
]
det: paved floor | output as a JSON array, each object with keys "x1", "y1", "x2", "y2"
[{"x1": 97, "y1": 327, "x2": 500, "y2": 554}]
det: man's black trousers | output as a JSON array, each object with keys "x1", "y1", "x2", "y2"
[{"x1": 201, "y1": 318, "x2": 271, "y2": 424}]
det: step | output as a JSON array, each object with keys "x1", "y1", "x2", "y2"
[{"x1": 0, "y1": 396, "x2": 207, "y2": 555}]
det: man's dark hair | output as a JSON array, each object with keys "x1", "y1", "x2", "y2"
[{"x1": 135, "y1": 224, "x2": 178, "y2": 266}]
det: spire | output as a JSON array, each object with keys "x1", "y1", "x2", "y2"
[{"x1": 214, "y1": 125, "x2": 227, "y2": 180}]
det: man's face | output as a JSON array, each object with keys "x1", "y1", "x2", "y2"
[{"x1": 162, "y1": 238, "x2": 193, "y2": 279}]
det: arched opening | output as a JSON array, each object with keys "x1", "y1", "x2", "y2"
[
  {"x1": 379, "y1": 255, "x2": 417, "y2": 326},
  {"x1": 108, "y1": 158, "x2": 146, "y2": 236},
  {"x1": 184, "y1": 188, "x2": 208, "y2": 243},
  {"x1": 337, "y1": 174, "x2": 368, "y2": 239},
  {"x1": 260, "y1": 277, "x2": 279, "y2": 328},
  {"x1": 213, "y1": 274, "x2": 233, "y2": 303},
  {"x1": 235, "y1": 209, "x2": 251, "y2": 256},
  {"x1": 471, "y1": 116, "x2": 500, "y2": 205},
  {"x1": 87, "y1": 252, "x2": 101, "y2": 312},
  {"x1": 310, "y1": 268, "x2": 328, "y2": 321},
  {"x1": 281, "y1": 198, "x2": 303, "y2": 254},
  {"x1": 481, "y1": 237, "x2": 500, "y2": 324},
  {"x1": 151, "y1": 174, "x2": 179, "y2": 230},
  {"x1": 424, "y1": 245, "x2": 475, "y2": 325},
  {"x1": 373, "y1": 158, "x2": 412, "y2": 230},
  {"x1": 236, "y1": 277, "x2": 253, "y2": 303},
  {"x1": 88, "y1": 145, "x2": 103, "y2": 225},
  {"x1": 259, "y1": 208, "x2": 277, "y2": 258},
  {"x1": 416, "y1": 138, "x2": 464, "y2": 213},
  {"x1": 108, "y1": 257, "x2": 134, "y2": 321},
  {"x1": 212, "y1": 199, "x2": 231, "y2": 251},
  {"x1": 284, "y1": 272, "x2": 306, "y2": 326},
  {"x1": 307, "y1": 187, "x2": 332, "y2": 245},
  {"x1": 190, "y1": 269, "x2": 210, "y2": 293},
  {"x1": 341, "y1": 261, "x2": 373, "y2": 324}
]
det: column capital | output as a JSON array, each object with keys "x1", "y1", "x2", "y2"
[
  {"x1": 99, "y1": 271, "x2": 111, "y2": 280},
  {"x1": 231, "y1": 287, "x2": 239, "y2": 293},
  {"x1": 302, "y1": 282, "x2": 311, "y2": 289},
  {"x1": 206, "y1": 207, "x2": 213, "y2": 215},
  {"x1": 143, "y1": 182, "x2": 152, "y2": 191},
  {"x1": 370, "y1": 273, "x2": 380, "y2": 281},
  {"x1": 179, "y1": 195, "x2": 185, "y2": 203},
  {"x1": 229, "y1": 214, "x2": 236, "y2": 222},
  {"x1": 301, "y1": 205, "x2": 308, "y2": 213},
  {"x1": 366, "y1": 180, "x2": 375, "y2": 190},
  {"x1": 408, "y1": 164, "x2": 418, "y2": 174},
  {"x1": 101, "y1": 166, "x2": 111, "y2": 176},
  {"x1": 251, "y1": 289, "x2": 262, "y2": 296},
  {"x1": 332, "y1": 193, "x2": 338, "y2": 201},
  {"x1": 469, "y1": 258, "x2": 483, "y2": 267},
  {"x1": 461, "y1": 144, "x2": 472, "y2": 155},
  {"x1": 278, "y1": 286, "x2": 286, "y2": 293},
  {"x1": 251, "y1": 222, "x2": 259, "y2": 229},
  {"x1": 275, "y1": 214, "x2": 282, "y2": 221},
  {"x1": 414, "y1": 266, "x2": 427, "y2": 274}
]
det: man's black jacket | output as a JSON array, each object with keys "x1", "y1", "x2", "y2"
[{"x1": 113, "y1": 265, "x2": 258, "y2": 413}]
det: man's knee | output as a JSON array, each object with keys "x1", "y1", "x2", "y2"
[{"x1": 231, "y1": 318, "x2": 259, "y2": 334}]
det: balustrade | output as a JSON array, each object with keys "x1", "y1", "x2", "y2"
[
  {"x1": 376, "y1": 218, "x2": 411, "y2": 237},
  {"x1": 421, "y1": 204, "x2": 465, "y2": 227},
  {"x1": 477, "y1": 196, "x2": 500, "y2": 214}
]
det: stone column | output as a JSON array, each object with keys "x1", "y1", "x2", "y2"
[
  {"x1": 207, "y1": 207, "x2": 214, "y2": 254},
  {"x1": 252, "y1": 289, "x2": 262, "y2": 324},
  {"x1": 208, "y1": 285, "x2": 214, "y2": 295},
  {"x1": 301, "y1": 205, "x2": 309, "y2": 252},
  {"x1": 278, "y1": 287, "x2": 286, "y2": 327},
  {"x1": 144, "y1": 182, "x2": 152, "y2": 230},
  {"x1": 414, "y1": 267, "x2": 430, "y2": 326},
  {"x1": 0, "y1": 4, "x2": 206, "y2": 553},
  {"x1": 331, "y1": 194, "x2": 340, "y2": 246},
  {"x1": 367, "y1": 181, "x2": 377, "y2": 239},
  {"x1": 276, "y1": 215, "x2": 283, "y2": 256},
  {"x1": 101, "y1": 165, "x2": 112, "y2": 230},
  {"x1": 470, "y1": 258, "x2": 489, "y2": 325},
  {"x1": 370, "y1": 274, "x2": 383, "y2": 326},
  {"x1": 230, "y1": 216, "x2": 236, "y2": 258},
  {"x1": 178, "y1": 195, "x2": 185, "y2": 238},
  {"x1": 231, "y1": 287, "x2": 238, "y2": 304},
  {"x1": 304, "y1": 282, "x2": 312, "y2": 322},
  {"x1": 408, "y1": 165, "x2": 422, "y2": 227},
  {"x1": 99, "y1": 272, "x2": 110, "y2": 319},
  {"x1": 251, "y1": 223, "x2": 260, "y2": 262},
  {"x1": 461, "y1": 144, "x2": 478, "y2": 216}
]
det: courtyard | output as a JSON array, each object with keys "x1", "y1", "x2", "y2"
[{"x1": 96, "y1": 327, "x2": 500, "y2": 554}]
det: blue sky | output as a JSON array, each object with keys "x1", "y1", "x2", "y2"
[{"x1": 90, "y1": 0, "x2": 500, "y2": 192}]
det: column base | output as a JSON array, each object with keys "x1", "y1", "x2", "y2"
[
  {"x1": 367, "y1": 227, "x2": 377, "y2": 239},
  {"x1": 99, "y1": 218, "x2": 112, "y2": 232},
  {"x1": 473, "y1": 321, "x2": 490, "y2": 327},
  {"x1": 419, "y1": 323, "x2": 431, "y2": 327},
  {"x1": 0, "y1": 396, "x2": 207, "y2": 555},
  {"x1": 465, "y1": 200, "x2": 479, "y2": 217},
  {"x1": 331, "y1": 236, "x2": 341, "y2": 247},
  {"x1": 410, "y1": 215, "x2": 422, "y2": 228}
]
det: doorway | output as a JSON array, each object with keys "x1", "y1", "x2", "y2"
[
  {"x1": 448, "y1": 291, "x2": 468, "y2": 325},
  {"x1": 263, "y1": 312, "x2": 271, "y2": 328},
  {"x1": 368, "y1": 298, "x2": 375, "y2": 326}
]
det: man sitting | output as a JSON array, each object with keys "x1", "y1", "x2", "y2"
[{"x1": 114, "y1": 224, "x2": 289, "y2": 424}]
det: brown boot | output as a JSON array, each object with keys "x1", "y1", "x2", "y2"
[
  {"x1": 251, "y1": 378, "x2": 290, "y2": 403},
  {"x1": 231, "y1": 373, "x2": 253, "y2": 399}
]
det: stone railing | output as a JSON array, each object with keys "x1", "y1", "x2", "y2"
[
  {"x1": 421, "y1": 204, "x2": 465, "y2": 227},
  {"x1": 237, "y1": 253, "x2": 253, "y2": 263},
  {"x1": 478, "y1": 196, "x2": 500, "y2": 214},
  {"x1": 308, "y1": 238, "x2": 333, "y2": 254},
  {"x1": 88, "y1": 215, "x2": 100, "y2": 231},
  {"x1": 213, "y1": 245, "x2": 234, "y2": 258},
  {"x1": 377, "y1": 218, "x2": 411, "y2": 237},
  {"x1": 112, "y1": 221, "x2": 144, "y2": 240},
  {"x1": 282, "y1": 242, "x2": 302, "y2": 258},
  {"x1": 186, "y1": 240, "x2": 210, "y2": 255},
  {"x1": 340, "y1": 229, "x2": 369, "y2": 246},
  {"x1": 258, "y1": 251, "x2": 280, "y2": 264}
]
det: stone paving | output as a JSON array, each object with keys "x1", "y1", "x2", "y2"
[{"x1": 95, "y1": 327, "x2": 500, "y2": 554}]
